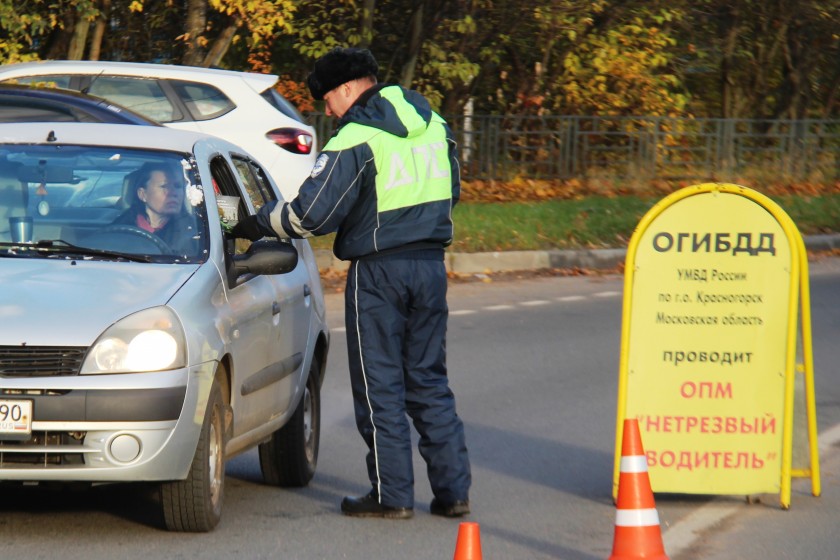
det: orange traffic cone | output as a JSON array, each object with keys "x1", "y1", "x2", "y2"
[
  {"x1": 453, "y1": 521, "x2": 482, "y2": 560},
  {"x1": 609, "y1": 418, "x2": 669, "y2": 560}
]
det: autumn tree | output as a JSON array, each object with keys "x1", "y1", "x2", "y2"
[
  {"x1": 555, "y1": 9, "x2": 689, "y2": 117},
  {"x1": 283, "y1": 0, "x2": 479, "y2": 112},
  {"x1": 377, "y1": 0, "x2": 479, "y2": 110},
  {"x1": 0, "y1": 0, "x2": 835, "y2": 119},
  {"x1": 0, "y1": 0, "x2": 295, "y2": 68},
  {"x1": 450, "y1": 0, "x2": 602, "y2": 116},
  {"x1": 680, "y1": 0, "x2": 839, "y2": 119},
  {"x1": 0, "y1": 0, "x2": 59, "y2": 63}
]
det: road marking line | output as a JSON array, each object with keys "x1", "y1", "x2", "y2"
[
  {"x1": 663, "y1": 503, "x2": 741, "y2": 557},
  {"x1": 332, "y1": 327, "x2": 346, "y2": 333},
  {"x1": 451, "y1": 309, "x2": 477, "y2": 316},
  {"x1": 818, "y1": 422, "x2": 840, "y2": 453},
  {"x1": 663, "y1": 422, "x2": 840, "y2": 557},
  {"x1": 445, "y1": 290, "x2": 621, "y2": 316}
]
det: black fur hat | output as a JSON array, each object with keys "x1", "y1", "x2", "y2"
[{"x1": 307, "y1": 47, "x2": 379, "y2": 100}]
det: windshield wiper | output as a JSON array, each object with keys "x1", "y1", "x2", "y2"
[{"x1": 0, "y1": 239, "x2": 154, "y2": 263}]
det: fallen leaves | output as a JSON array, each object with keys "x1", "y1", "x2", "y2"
[{"x1": 459, "y1": 177, "x2": 840, "y2": 203}]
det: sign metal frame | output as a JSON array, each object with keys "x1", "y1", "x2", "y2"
[{"x1": 613, "y1": 183, "x2": 820, "y2": 509}]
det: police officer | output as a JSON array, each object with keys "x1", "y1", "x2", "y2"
[{"x1": 232, "y1": 47, "x2": 471, "y2": 519}]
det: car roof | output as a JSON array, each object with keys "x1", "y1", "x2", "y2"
[
  {"x1": 0, "y1": 60, "x2": 279, "y2": 92},
  {"x1": 0, "y1": 84, "x2": 160, "y2": 125},
  {"x1": 0, "y1": 121, "x2": 216, "y2": 153}
]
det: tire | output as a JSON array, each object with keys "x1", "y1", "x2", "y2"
[
  {"x1": 160, "y1": 377, "x2": 226, "y2": 532},
  {"x1": 259, "y1": 357, "x2": 321, "y2": 487}
]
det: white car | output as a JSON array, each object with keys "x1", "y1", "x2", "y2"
[
  {"x1": 0, "y1": 61, "x2": 317, "y2": 201},
  {"x1": 0, "y1": 122, "x2": 329, "y2": 532}
]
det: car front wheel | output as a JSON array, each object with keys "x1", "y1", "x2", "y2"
[
  {"x1": 259, "y1": 356, "x2": 321, "y2": 487},
  {"x1": 160, "y1": 377, "x2": 226, "y2": 532}
]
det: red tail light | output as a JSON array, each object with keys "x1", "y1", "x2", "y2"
[{"x1": 266, "y1": 128, "x2": 314, "y2": 155}]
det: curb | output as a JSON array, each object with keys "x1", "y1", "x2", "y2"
[{"x1": 314, "y1": 234, "x2": 840, "y2": 275}]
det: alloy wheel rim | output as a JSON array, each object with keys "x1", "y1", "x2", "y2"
[
  {"x1": 302, "y1": 386, "x2": 315, "y2": 462},
  {"x1": 209, "y1": 417, "x2": 222, "y2": 506}
]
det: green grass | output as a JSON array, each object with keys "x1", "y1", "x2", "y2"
[
  {"x1": 450, "y1": 198, "x2": 653, "y2": 252},
  {"x1": 305, "y1": 193, "x2": 840, "y2": 253},
  {"x1": 773, "y1": 194, "x2": 840, "y2": 236}
]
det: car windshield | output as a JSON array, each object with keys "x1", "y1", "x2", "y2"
[{"x1": 0, "y1": 144, "x2": 208, "y2": 263}]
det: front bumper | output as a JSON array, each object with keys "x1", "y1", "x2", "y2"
[{"x1": 0, "y1": 361, "x2": 216, "y2": 482}]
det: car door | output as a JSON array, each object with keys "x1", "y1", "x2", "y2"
[
  {"x1": 207, "y1": 155, "x2": 285, "y2": 437},
  {"x1": 230, "y1": 156, "x2": 312, "y2": 417}
]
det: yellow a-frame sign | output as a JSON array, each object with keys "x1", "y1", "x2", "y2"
[{"x1": 613, "y1": 183, "x2": 820, "y2": 508}]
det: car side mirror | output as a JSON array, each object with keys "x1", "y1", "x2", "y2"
[{"x1": 232, "y1": 239, "x2": 298, "y2": 280}]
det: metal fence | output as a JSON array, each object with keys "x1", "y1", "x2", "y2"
[{"x1": 308, "y1": 113, "x2": 840, "y2": 182}]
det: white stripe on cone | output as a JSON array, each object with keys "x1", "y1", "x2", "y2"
[
  {"x1": 615, "y1": 508, "x2": 661, "y2": 527},
  {"x1": 620, "y1": 454, "x2": 649, "y2": 473}
]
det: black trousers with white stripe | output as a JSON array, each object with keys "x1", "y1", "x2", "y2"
[{"x1": 344, "y1": 251, "x2": 471, "y2": 508}]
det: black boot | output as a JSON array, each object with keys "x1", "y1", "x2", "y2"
[
  {"x1": 430, "y1": 497, "x2": 470, "y2": 517},
  {"x1": 341, "y1": 490, "x2": 414, "y2": 519}
]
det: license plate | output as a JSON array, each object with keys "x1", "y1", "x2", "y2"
[{"x1": 0, "y1": 399, "x2": 33, "y2": 439}]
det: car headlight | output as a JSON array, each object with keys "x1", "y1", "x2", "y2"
[{"x1": 81, "y1": 307, "x2": 187, "y2": 374}]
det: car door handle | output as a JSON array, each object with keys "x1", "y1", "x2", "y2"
[
  {"x1": 304, "y1": 285, "x2": 311, "y2": 297},
  {"x1": 272, "y1": 301, "x2": 281, "y2": 314}
]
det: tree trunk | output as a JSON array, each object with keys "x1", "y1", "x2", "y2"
[
  {"x1": 777, "y1": 22, "x2": 812, "y2": 120},
  {"x1": 44, "y1": 11, "x2": 75, "y2": 60},
  {"x1": 359, "y1": 0, "x2": 376, "y2": 48},
  {"x1": 67, "y1": 18, "x2": 91, "y2": 60},
  {"x1": 202, "y1": 19, "x2": 240, "y2": 68},
  {"x1": 182, "y1": 0, "x2": 208, "y2": 67},
  {"x1": 400, "y1": 1, "x2": 425, "y2": 88},
  {"x1": 821, "y1": 72, "x2": 840, "y2": 119},
  {"x1": 88, "y1": 0, "x2": 111, "y2": 61},
  {"x1": 743, "y1": 12, "x2": 789, "y2": 119},
  {"x1": 719, "y1": 6, "x2": 740, "y2": 119}
]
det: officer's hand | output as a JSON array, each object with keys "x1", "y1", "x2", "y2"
[{"x1": 230, "y1": 216, "x2": 263, "y2": 241}]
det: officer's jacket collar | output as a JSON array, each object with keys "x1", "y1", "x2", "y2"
[{"x1": 340, "y1": 84, "x2": 433, "y2": 139}]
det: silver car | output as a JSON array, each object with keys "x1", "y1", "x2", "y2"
[{"x1": 0, "y1": 122, "x2": 329, "y2": 532}]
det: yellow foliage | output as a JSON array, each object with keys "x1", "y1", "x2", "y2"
[{"x1": 553, "y1": 13, "x2": 689, "y2": 118}]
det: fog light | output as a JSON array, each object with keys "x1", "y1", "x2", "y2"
[{"x1": 109, "y1": 434, "x2": 141, "y2": 463}]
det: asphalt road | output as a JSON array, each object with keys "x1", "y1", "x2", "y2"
[{"x1": 1, "y1": 259, "x2": 839, "y2": 559}]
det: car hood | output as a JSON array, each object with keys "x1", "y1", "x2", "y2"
[{"x1": 0, "y1": 258, "x2": 200, "y2": 346}]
